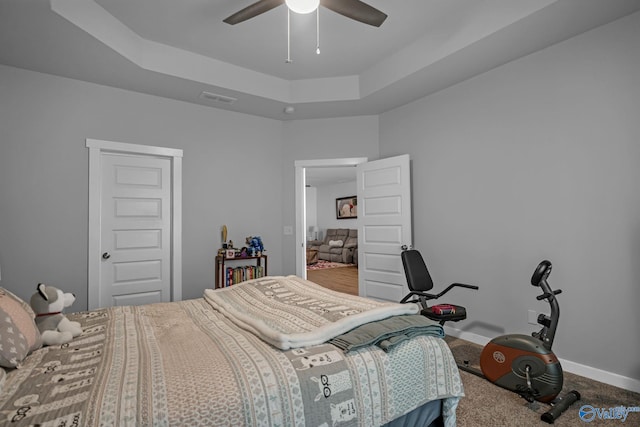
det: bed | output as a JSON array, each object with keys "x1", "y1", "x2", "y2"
[{"x1": 0, "y1": 276, "x2": 464, "y2": 426}]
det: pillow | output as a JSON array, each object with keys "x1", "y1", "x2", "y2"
[
  {"x1": 328, "y1": 240, "x2": 344, "y2": 247},
  {"x1": 2, "y1": 288, "x2": 36, "y2": 318},
  {"x1": 0, "y1": 288, "x2": 42, "y2": 368}
]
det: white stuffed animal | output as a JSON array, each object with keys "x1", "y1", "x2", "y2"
[{"x1": 30, "y1": 283, "x2": 82, "y2": 346}]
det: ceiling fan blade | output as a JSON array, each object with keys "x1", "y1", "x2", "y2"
[
  {"x1": 223, "y1": 0, "x2": 285, "y2": 25},
  {"x1": 321, "y1": 0, "x2": 387, "y2": 27}
]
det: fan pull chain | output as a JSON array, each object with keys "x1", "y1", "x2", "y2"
[
  {"x1": 286, "y1": 8, "x2": 292, "y2": 63},
  {"x1": 316, "y1": 8, "x2": 320, "y2": 54}
]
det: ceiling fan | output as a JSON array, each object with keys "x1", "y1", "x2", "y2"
[{"x1": 224, "y1": 0, "x2": 387, "y2": 27}]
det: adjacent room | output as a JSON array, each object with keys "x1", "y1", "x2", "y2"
[
  {"x1": 305, "y1": 167, "x2": 359, "y2": 294},
  {"x1": 1, "y1": 0, "x2": 639, "y2": 425}
]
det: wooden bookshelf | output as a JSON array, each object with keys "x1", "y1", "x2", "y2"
[{"x1": 215, "y1": 254, "x2": 267, "y2": 288}]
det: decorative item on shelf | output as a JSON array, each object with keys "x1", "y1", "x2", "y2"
[
  {"x1": 246, "y1": 236, "x2": 265, "y2": 257},
  {"x1": 219, "y1": 225, "x2": 241, "y2": 257},
  {"x1": 221, "y1": 225, "x2": 228, "y2": 245}
]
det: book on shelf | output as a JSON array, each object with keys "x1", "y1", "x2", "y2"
[{"x1": 222, "y1": 265, "x2": 266, "y2": 287}]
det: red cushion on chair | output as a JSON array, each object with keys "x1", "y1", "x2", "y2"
[{"x1": 422, "y1": 304, "x2": 467, "y2": 323}]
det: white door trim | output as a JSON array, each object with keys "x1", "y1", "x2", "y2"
[
  {"x1": 86, "y1": 138, "x2": 183, "y2": 309},
  {"x1": 294, "y1": 157, "x2": 367, "y2": 278}
]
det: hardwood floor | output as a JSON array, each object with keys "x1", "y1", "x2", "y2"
[{"x1": 306, "y1": 266, "x2": 358, "y2": 295}]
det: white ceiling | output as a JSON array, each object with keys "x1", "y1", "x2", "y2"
[{"x1": 1, "y1": 0, "x2": 640, "y2": 120}]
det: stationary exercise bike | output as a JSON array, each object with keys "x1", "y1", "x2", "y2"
[{"x1": 459, "y1": 260, "x2": 580, "y2": 423}]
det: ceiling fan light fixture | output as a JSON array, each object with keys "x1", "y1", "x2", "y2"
[{"x1": 285, "y1": 0, "x2": 319, "y2": 14}]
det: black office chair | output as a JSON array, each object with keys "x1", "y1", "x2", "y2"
[{"x1": 400, "y1": 249, "x2": 478, "y2": 325}]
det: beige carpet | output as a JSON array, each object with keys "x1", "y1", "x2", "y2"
[{"x1": 445, "y1": 336, "x2": 640, "y2": 426}]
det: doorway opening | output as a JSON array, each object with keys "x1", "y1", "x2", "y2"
[
  {"x1": 294, "y1": 158, "x2": 366, "y2": 295},
  {"x1": 296, "y1": 155, "x2": 412, "y2": 302}
]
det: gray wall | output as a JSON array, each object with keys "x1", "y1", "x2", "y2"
[
  {"x1": 379, "y1": 11, "x2": 640, "y2": 381},
  {"x1": 0, "y1": 64, "x2": 284, "y2": 305},
  {"x1": 0, "y1": 66, "x2": 379, "y2": 306},
  {"x1": 316, "y1": 181, "x2": 358, "y2": 232}
]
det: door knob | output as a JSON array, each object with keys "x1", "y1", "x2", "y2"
[{"x1": 102, "y1": 252, "x2": 111, "y2": 260}]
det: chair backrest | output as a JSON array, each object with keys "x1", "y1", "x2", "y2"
[
  {"x1": 401, "y1": 250, "x2": 434, "y2": 292},
  {"x1": 323, "y1": 228, "x2": 337, "y2": 243}
]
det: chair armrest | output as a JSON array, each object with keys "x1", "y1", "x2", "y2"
[{"x1": 433, "y1": 283, "x2": 479, "y2": 299}]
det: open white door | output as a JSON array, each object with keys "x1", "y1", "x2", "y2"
[{"x1": 357, "y1": 154, "x2": 412, "y2": 302}]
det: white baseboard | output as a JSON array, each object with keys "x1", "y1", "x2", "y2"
[
  {"x1": 443, "y1": 326, "x2": 491, "y2": 347},
  {"x1": 443, "y1": 325, "x2": 640, "y2": 394},
  {"x1": 558, "y1": 358, "x2": 640, "y2": 394}
]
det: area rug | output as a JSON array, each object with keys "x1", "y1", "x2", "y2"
[{"x1": 307, "y1": 260, "x2": 356, "y2": 270}]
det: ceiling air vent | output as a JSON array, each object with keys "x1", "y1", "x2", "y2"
[{"x1": 199, "y1": 91, "x2": 237, "y2": 104}]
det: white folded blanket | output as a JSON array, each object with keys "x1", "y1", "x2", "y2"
[{"x1": 203, "y1": 275, "x2": 419, "y2": 350}]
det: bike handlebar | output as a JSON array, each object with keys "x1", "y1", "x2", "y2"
[{"x1": 536, "y1": 289, "x2": 562, "y2": 301}]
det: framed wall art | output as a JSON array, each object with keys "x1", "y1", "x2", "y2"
[{"x1": 336, "y1": 196, "x2": 357, "y2": 219}]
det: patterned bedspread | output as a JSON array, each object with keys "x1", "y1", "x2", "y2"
[{"x1": 0, "y1": 298, "x2": 463, "y2": 426}]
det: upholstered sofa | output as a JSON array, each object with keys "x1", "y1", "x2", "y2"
[{"x1": 308, "y1": 228, "x2": 358, "y2": 265}]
